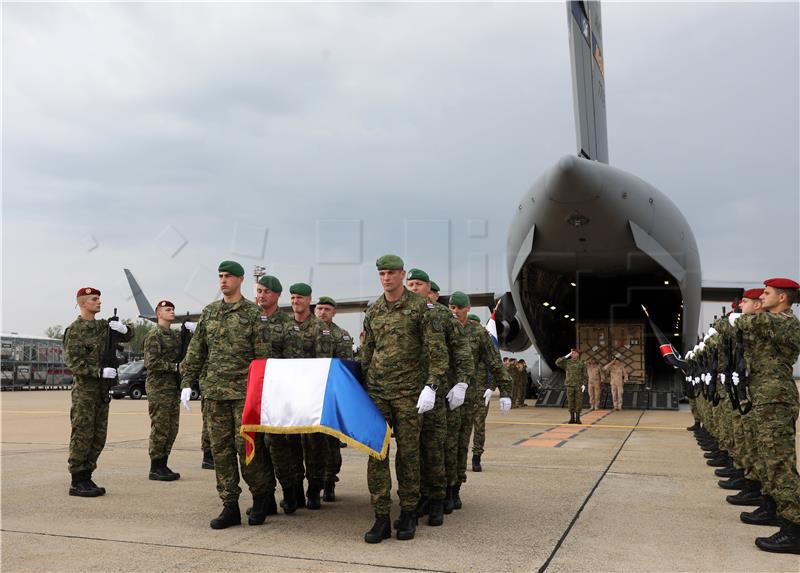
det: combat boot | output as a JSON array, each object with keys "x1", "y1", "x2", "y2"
[
  {"x1": 323, "y1": 480, "x2": 336, "y2": 502},
  {"x1": 281, "y1": 485, "x2": 298, "y2": 515},
  {"x1": 201, "y1": 450, "x2": 214, "y2": 470},
  {"x1": 306, "y1": 480, "x2": 322, "y2": 510},
  {"x1": 364, "y1": 514, "x2": 391, "y2": 544},
  {"x1": 755, "y1": 520, "x2": 800, "y2": 554},
  {"x1": 703, "y1": 450, "x2": 720, "y2": 459},
  {"x1": 85, "y1": 472, "x2": 106, "y2": 495},
  {"x1": 163, "y1": 457, "x2": 180, "y2": 480},
  {"x1": 395, "y1": 509, "x2": 417, "y2": 540},
  {"x1": 416, "y1": 496, "x2": 430, "y2": 517},
  {"x1": 443, "y1": 486, "x2": 455, "y2": 514},
  {"x1": 210, "y1": 502, "x2": 241, "y2": 529},
  {"x1": 726, "y1": 480, "x2": 763, "y2": 506},
  {"x1": 248, "y1": 494, "x2": 269, "y2": 526},
  {"x1": 452, "y1": 484, "x2": 462, "y2": 510},
  {"x1": 149, "y1": 459, "x2": 178, "y2": 482},
  {"x1": 714, "y1": 466, "x2": 739, "y2": 478},
  {"x1": 295, "y1": 483, "x2": 307, "y2": 509},
  {"x1": 741, "y1": 496, "x2": 782, "y2": 527},
  {"x1": 706, "y1": 454, "x2": 730, "y2": 467},
  {"x1": 686, "y1": 422, "x2": 700, "y2": 432},
  {"x1": 68, "y1": 472, "x2": 103, "y2": 498},
  {"x1": 575, "y1": 413, "x2": 582, "y2": 425},
  {"x1": 428, "y1": 499, "x2": 444, "y2": 526},
  {"x1": 472, "y1": 454, "x2": 482, "y2": 472},
  {"x1": 247, "y1": 492, "x2": 277, "y2": 517},
  {"x1": 718, "y1": 475, "x2": 747, "y2": 490}
]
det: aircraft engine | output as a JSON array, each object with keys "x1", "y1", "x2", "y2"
[{"x1": 494, "y1": 292, "x2": 531, "y2": 352}]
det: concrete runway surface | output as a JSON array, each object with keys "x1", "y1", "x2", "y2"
[{"x1": 2, "y1": 391, "x2": 798, "y2": 572}]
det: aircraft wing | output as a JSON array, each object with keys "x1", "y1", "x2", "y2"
[
  {"x1": 320, "y1": 292, "x2": 498, "y2": 314},
  {"x1": 700, "y1": 285, "x2": 744, "y2": 303},
  {"x1": 124, "y1": 269, "x2": 202, "y2": 323}
]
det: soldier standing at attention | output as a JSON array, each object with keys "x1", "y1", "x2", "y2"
[
  {"x1": 586, "y1": 358, "x2": 603, "y2": 411},
  {"x1": 603, "y1": 354, "x2": 628, "y2": 411},
  {"x1": 732, "y1": 278, "x2": 800, "y2": 554},
  {"x1": 143, "y1": 300, "x2": 182, "y2": 481},
  {"x1": 556, "y1": 349, "x2": 587, "y2": 424},
  {"x1": 314, "y1": 295, "x2": 355, "y2": 502},
  {"x1": 180, "y1": 261, "x2": 272, "y2": 529},
  {"x1": 470, "y1": 314, "x2": 492, "y2": 473},
  {"x1": 515, "y1": 359, "x2": 529, "y2": 407},
  {"x1": 64, "y1": 287, "x2": 133, "y2": 497},
  {"x1": 360, "y1": 255, "x2": 448, "y2": 543}
]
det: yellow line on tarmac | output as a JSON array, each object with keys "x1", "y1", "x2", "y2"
[{"x1": 487, "y1": 420, "x2": 685, "y2": 431}]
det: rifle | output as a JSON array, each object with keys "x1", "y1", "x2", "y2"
[
  {"x1": 707, "y1": 343, "x2": 720, "y2": 406},
  {"x1": 177, "y1": 314, "x2": 193, "y2": 391},
  {"x1": 721, "y1": 330, "x2": 740, "y2": 412},
  {"x1": 732, "y1": 329, "x2": 752, "y2": 415},
  {"x1": 102, "y1": 308, "x2": 124, "y2": 403}
]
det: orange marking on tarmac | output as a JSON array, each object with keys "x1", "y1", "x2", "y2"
[
  {"x1": 515, "y1": 410, "x2": 614, "y2": 448},
  {"x1": 521, "y1": 439, "x2": 565, "y2": 448}
]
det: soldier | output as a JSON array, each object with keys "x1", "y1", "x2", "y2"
[
  {"x1": 449, "y1": 292, "x2": 512, "y2": 509},
  {"x1": 143, "y1": 300, "x2": 182, "y2": 481},
  {"x1": 732, "y1": 278, "x2": 800, "y2": 554},
  {"x1": 405, "y1": 269, "x2": 473, "y2": 526},
  {"x1": 179, "y1": 261, "x2": 273, "y2": 529},
  {"x1": 603, "y1": 354, "x2": 628, "y2": 411},
  {"x1": 360, "y1": 255, "x2": 448, "y2": 543},
  {"x1": 200, "y1": 393, "x2": 214, "y2": 470},
  {"x1": 555, "y1": 349, "x2": 586, "y2": 424},
  {"x1": 64, "y1": 287, "x2": 133, "y2": 497},
  {"x1": 314, "y1": 295, "x2": 355, "y2": 502},
  {"x1": 586, "y1": 358, "x2": 603, "y2": 410},
  {"x1": 468, "y1": 314, "x2": 494, "y2": 472},
  {"x1": 429, "y1": 281, "x2": 441, "y2": 303},
  {"x1": 515, "y1": 359, "x2": 529, "y2": 407}
]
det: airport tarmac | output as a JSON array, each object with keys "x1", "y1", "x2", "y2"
[{"x1": 1, "y1": 391, "x2": 798, "y2": 573}]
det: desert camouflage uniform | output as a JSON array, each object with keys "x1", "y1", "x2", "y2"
[{"x1": 144, "y1": 325, "x2": 181, "y2": 461}]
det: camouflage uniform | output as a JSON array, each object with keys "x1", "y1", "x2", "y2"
[
  {"x1": 603, "y1": 360, "x2": 627, "y2": 411},
  {"x1": 360, "y1": 288, "x2": 448, "y2": 515},
  {"x1": 586, "y1": 362, "x2": 602, "y2": 409},
  {"x1": 64, "y1": 316, "x2": 133, "y2": 475},
  {"x1": 471, "y1": 368, "x2": 492, "y2": 457},
  {"x1": 556, "y1": 355, "x2": 587, "y2": 414},
  {"x1": 323, "y1": 321, "x2": 354, "y2": 484},
  {"x1": 180, "y1": 298, "x2": 272, "y2": 504},
  {"x1": 143, "y1": 325, "x2": 181, "y2": 461},
  {"x1": 735, "y1": 309, "x2": 800, "y2": 523},
  {"x1": 512, "y1": 366, "x2": 527, "y2": 407},
  {"x1": 457, "y1": 321, "x2": 511, "y2": 485}
]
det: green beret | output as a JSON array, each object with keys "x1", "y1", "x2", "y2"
[
  {"x1": 468, "y1": 313, "x2": 481, "y2": 323},
  {"x1": 406, "y1": 268, "x2": 430, "y2": 283},
  {"x1": 430, "y1": 281, "x2": 440, "y2": 293},
  {"x1": 449, "y1": 291, "x2": 470, "y2": 308},
  {"x1": 258, "y1": 275, "x2": 282, "y2": 293},
  {"x1": 317, "y1": 296, "x2": 336, "y2": 307},
  {"x1": 376, "y1": 254, "x2": 404, "y2": 270},
  {"x1": 218, "y1": 260, "x2": 245, "y2": 277},
  {"x1": 289, "y1": 283, "x2": 312, "y2": 296}
]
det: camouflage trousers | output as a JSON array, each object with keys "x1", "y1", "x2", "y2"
[
  {"x1": 730, "y1": 411, "x2": 746, "y2": 470},
  {"x1": 324, "y1": 435, "x2": 342, "y2": 483},
  {"x1": 512, "y1": 376, "x2": 525, "y2": 406},
  {"x1": 456, "y1": 394, "x2": 478, "y2": 484},
  {"x1": 368, "y1": 393, "x2": 421, "y2": 514},
  {"x1": 146, "y1": 387, "x2": 180, "y2": 460},
  {"x1": 269, "y1": 433, "x2": 326, "y2": 490},
  {"x1": 419, "y1": 393, "x2": 447, "y2": 501},
  {"x1": 472, "y1": 400, "x2": 490, "y2": 457},
  {"x1": 201, "y1": 397, "x2": 211, "y2": 452},
  {"x1": 753, "y1": 402, "x2": 800, "y2": 523},
  {"x1": 689, "y1": 397, "x2": 699, "y2": 423},
  {"x1": 445, "y1": 400, "x2": 461, "y2": 487},
  {"x1": 741, "y1": 412, "x2": 764, "y2": 483},
  {"x1": 565, "y1": 384, "x2": 582, "y2": 414},
  {"x1": 68, "y1": 379, "x2": 109, "y2": 475},
  {"x1": 207, "y1": 399, "x2": 275, "y2": 503}
]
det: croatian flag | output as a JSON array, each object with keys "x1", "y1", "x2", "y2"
[
  {"x1": 486, "y1": 313, "x2": 499, "y2": 348},
  {"x1": 240, "y1": 358, "x2": 390, "y2": 463}
]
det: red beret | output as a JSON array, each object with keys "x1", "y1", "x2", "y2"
[
  {"x1": 742, "y1": 288, "x2": 764, "y2": 300},
  {"x1": 156, "y1": 300, "x2": 175, "y2": 309},
  {"x1": 764, "y1": 278, "x2": 800, "y2": 290},
  {"x1": 77, "y1": 287, "x2": 101, "y2": 297}
]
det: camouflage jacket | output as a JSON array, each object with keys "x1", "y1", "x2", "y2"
[
  {"x1": 735, "y1": 309, "x2": 800, "y2": 407},
  {"x1": 556, "y1": 355, "x2": 588, "y2": 387},
  {"x1": 282, "y1": 313, "x2": 340, "y2": 358},
  {"x1": 180, "y1": 297, "x2": 269, "y2": 400},
  {"x1": 430, "y1": 302, "x2": 474, "y2": 392},
  {"x1": 327, "y1": 321, "x2": 355, "y2": 360},
  {"x1": 64, "y1": 316, "x2": 134, "y2": 383},
  {"x1": 144, "y1": 325, "x2": 180, "y2": 394},
  {"x1": 360, "y1": 288, "x2": 448, "y2": 400},
  {"x1": 259, "y1": 309, "x2": 294, "y2": 357},
  {"x1": 465, "y1": 321, "x2": 511, "y2": 398}
]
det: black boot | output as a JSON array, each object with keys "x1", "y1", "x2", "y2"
[
  {"x1": 68, "y1": 471, "x2": 103, "y2": 497},
  {"x1": 707, "y1": 454, "x2": 730, "y2": 467},
  {"x1": 85, "y1": 472, "x2": 106, "y2": 495},
  {"x1": 567, "y1": 412, "x2": 576, "y2": 424},
  {"x1": 755, "y1": 520, "x2": 800, "y2": 554},
  {"x1": 741, "y1": 496, "x2": 782, "y2": 527},
  {"x1": 703, "y1": 450, "x2": 720, "y2": 459},
  {"x1": 718, "y1": 476, "x2": 747, "y2": 490},
  {"x1": 472, "y1": 454, "x2": 482, "y2": 472},
  {"x1": 416, "y1": 496, "x2": 430, "y2": 517},
  {"x1": 281, "y1": 485, "x2": 298, "y2": 514},
  {"x1": 210, "y1": 502, "x2": 241, "y2": 529},
  {"x1": 247, "y1": 492, "x2": 278, "y2": 517},
  {"x1": 686, "y1": 422, "x2": 700, "y2": 432},
  {"x1": 428, "y1": 499, "x2": 444, "y2": 526},
  {"x1": 443, "y1": 486, "x2": 454, "y2": 514},
  {"x1": 727, "y1": 480, "x2": 763, "y2": 506},
  {"x1": 163, "y1": 457, "x2": 180, "y2": 480},
  {"x1": 248, "y1": 494, "x2": 269, "y2": 525},
  {"x1": 452, "y1": 484, "x2": 462, "y2": 510},
  {"x1": 295, "y1": 483, "x2": 306, "y2": 509},
  {"x1": 575, "y1": 413, "x2": 582, "y2": 425},
  {"x1": 306, "y1": 480, "x2": 322, "y2": 510},
  {"x1": 323, "y1": 480, "x2": 336, "y2": 502},
  {"x1": 715, "y1": 466, "x2": 739, "y2": 478},
  {"x1": 364, "y1": 514, "x2": 391, "y2": 544},
  {"x1": 395, "y1": 509, "x2": 417, "y2": 540},
  {"x1": 201, "y1": 450, "x2": 214, "y2": 470},
  {"x1": 149, "y1": 459, "x2": 178, "y2": 482}
]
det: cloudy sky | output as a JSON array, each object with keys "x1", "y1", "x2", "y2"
[{"x1": 2, "y1": 2, "x2": 798, "y2": 349}]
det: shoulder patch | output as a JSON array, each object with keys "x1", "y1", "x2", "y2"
[{"x1": 426, "y1": 302, "x2": 434, "y2": 309}]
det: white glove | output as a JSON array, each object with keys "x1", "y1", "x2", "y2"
[
  {"x1": 416, "y1": 385, "x2": 436, "y2": 414},
  {"x1": 728, "y1": 313, "x2": 741, "y2": 326},
  {"x1": 581, "y1": 385, "x2": 586, "y2": 392},
  {"x1": 184, "y1": 321, "x2": 197, "y2": 333},
  {"x1": 180, "y1": 388, "x2": 192, "y2": 412},
  {"x1": 100, "y1": 367, "x2": 117, "y2": 379},
  {"x1": 732, "y1": 372, "x2": 740, "y2": 386},
  {"x1": 707, "y1": 327, "x2": 718, "y2": 338},
  {"x1": 109, "y1": 321, "x2": 128, "y2": 334},
  {"x1": 446, "y1": 382, "x2": 468, "y2": 410},
  {"x1": 719, "y1": 373, "x2": 726, "y2": 384},
  {"x1": 686, "y1": 351, "x2": 694, "y2": 360},
  {"x1": 698, "y1": 342, "x2": 705, "y2": 352},
  {"x1": 499, "y1": 397, "x2": 511, "y2": 413},
  {"x1": 175, "y1": 363, "x2": 180, "y2": 373},
  {"x1": 693, "y1": 377, "x2": 701, "y2": 385},
  {"x1": 563, "y1": 351, "x2": 573, "y2": 358},
  {"x1": 483, "y1": 388, "x2": 493, "y2": 406}
]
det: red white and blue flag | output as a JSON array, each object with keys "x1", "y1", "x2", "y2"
[{"x1": 486, "y1": 313, "x2": 499, "y2": 349}]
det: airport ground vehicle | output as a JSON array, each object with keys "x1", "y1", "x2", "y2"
[{"x1": 110, "y1": 360, "x2": 201, "y2": 400}]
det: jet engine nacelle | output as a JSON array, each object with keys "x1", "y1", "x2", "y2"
[{"x1": 494, "y1": 292, "x2": 531, "y2": 353}]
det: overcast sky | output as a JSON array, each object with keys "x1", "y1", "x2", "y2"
[{"x1": 2, "y1": 2, "x2": 798, "y2": 351}]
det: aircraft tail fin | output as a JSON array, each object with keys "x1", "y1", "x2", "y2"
[
  {"x1": 567, "y1": 1, "x2": 608, "y2": 163},
  {"x1": 123, "y1": 269, "x2": 156, "y2": 320}
]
